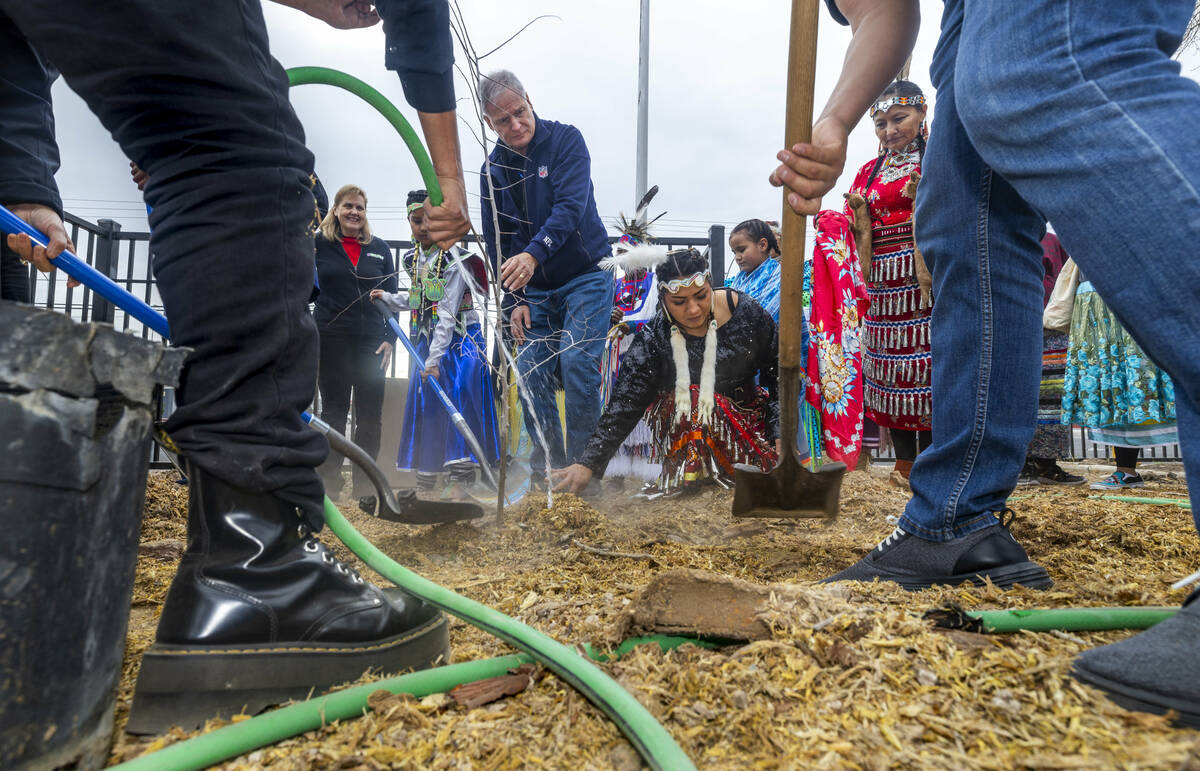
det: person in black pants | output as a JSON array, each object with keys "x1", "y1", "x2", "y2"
[
  {"x1": 313, "y1": 184, "x2": 397, "y2": 511},
  {"x1": 0, "y1": 0, "x2": 472, "y2": 734}
]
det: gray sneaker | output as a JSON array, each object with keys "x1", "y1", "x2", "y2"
[
  {"x1": 822, "y1": 510, "x2": 1052, "y2": 591},
  {"x1": 1071, "y1": 588, "x2": 1200, "y2": 728}
]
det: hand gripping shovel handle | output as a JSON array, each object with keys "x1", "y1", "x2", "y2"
[
  {"x1": 0, "y1": 205, "x2": 170, "y2": 337},
  {"x1": 0, "y1": 205, "x2": 484, "y2": 523},
  {"x1": 372, "y1": 298, "x2": 498, "y2": 488}
]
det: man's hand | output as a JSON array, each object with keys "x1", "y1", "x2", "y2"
[
  {"x1": 501, "y1": 252, "x2": 538, "y2": 291},
  {"x1": 129, "y1": 161, "x2": 149, "y2": 192},
  {"x1": 508, "y1": 305, "x2": 530, "y2": 345},
  {"x1": 5, "y1": 203, "x2": 79, "y2": 288},
  {"x1": 551, "y1": 464, "x2": 594, "y2": 493},
  {"x1": 273, "y1": 0, "x2": 379, "y2": 29},
  {"x1": 424, "y1": 175, "x2": 471, "y2": 249},
  {"x1": 376, "y1": 340, "x2": 393, "y2": 371},
  {"x1": 423, "y1": 362, "x2": 440, "y2": 380},
  {"x1": 769, "y1": 115, "x2": 850, "y2": 216}
]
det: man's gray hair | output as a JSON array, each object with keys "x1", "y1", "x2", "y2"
[{"x1": 479, "y1": 70, "x2": 526, "y2": 113}]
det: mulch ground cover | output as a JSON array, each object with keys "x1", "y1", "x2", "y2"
[{"x1": 110, "y1": 467, "x2": 1200, "y2": 769}]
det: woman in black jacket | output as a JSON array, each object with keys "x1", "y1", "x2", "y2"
[{"x1": 313, "y1": 184, "x2": 398, "y2": 509}]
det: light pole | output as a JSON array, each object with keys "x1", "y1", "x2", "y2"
[{"x1": 635, "y1": 0, "x2": 650, "y2": 201}]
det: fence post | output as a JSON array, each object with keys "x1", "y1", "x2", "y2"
[
  {"x1": 91, "y1": 219, "x2": 121, "y2": 324},
  {"x1": 708, "y1": 224, "x2": 725, "y2": 287}
]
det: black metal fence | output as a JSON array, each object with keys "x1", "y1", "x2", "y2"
[
  {"x1": 20, "y1": 214, "x2": 724, "y2": 468},
  {"x1": 22, "y1": 213, "x2": 1181, "y2": 465}
]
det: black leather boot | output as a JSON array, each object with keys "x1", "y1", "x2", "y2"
[{"x1": 126, "y1": 467, "x2": 449, "y2": 734}]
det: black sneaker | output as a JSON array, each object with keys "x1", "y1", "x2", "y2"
[
  {"x1": 1036, "y1": 462, "x2": 1086, "y2": 486},
  {"x1": 822, "y1": 510, "x2": 1052, "y2": 591}
]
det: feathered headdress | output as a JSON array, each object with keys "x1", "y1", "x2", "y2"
[{"x1": 614, "y1": 184, "x2": 666, "y2": 250}]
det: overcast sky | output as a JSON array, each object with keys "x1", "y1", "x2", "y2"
[
  {"x1": 50, "y1": 0, "x2": 944, "y2": 249},
  {"x1": 49, "y1": 1, "x2": 1200, "y2": 255}
]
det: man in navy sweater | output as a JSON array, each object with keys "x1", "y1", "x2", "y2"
[{"x1": 479, "y1": 70, "x2": 615, "y2": 485}]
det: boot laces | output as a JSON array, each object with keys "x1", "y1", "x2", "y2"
[
  {"x1": 877, "y1": 526, "x2": 905, "y2": 552},
  {"x1": 298, "y1": 524, "x2": 365, "y2": 585}
]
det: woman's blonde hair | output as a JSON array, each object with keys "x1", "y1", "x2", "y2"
[{"x1": 318, "y1": 184, "x2": 372, "y2": 243}]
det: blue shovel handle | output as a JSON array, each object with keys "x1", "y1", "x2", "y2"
[
  {"x1": 372, "y1": 298, "x2": 498, "y2": 488},
  {"x1": 0, "y1": 204, "x2": 170, "y2": 338}
]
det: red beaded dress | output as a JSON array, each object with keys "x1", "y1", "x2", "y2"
[{"x1": 845, "y1": 141, "x2": 933, "y2": 431}]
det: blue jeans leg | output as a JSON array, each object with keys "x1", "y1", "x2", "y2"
[
  {"x1": 557, "y1": 270, "x2": 615, "y2": 464},
  {"x1": 901, "y1": 1, "x2": 1047, "y2": 541},
  {"x1": 517, "y1": 285, "x2": 567, "y2": 472},
  {"x1": 905, "y1": 0, "x2": 1200, "y2": 538},
  {"x1": 953, "y1": 0, "x2": 1200, "y2": 531}
]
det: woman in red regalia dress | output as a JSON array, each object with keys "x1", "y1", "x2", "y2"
[{"x1": 846, "y1": 79, "x2": 934, "y2": 487}]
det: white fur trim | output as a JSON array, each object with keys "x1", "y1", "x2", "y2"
[
  {"x1": 670, "y1": 324, "x2": 691, "y2": 423},
  {"x1": 697, "y1": 318, "x2": 717, "y2": 424},
  {"x1": 599, "y1": 244, "x2": 670, "y2": 273}
]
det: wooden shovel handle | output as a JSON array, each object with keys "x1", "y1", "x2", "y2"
[{"x1": 778, "y1": 0, "x2": 820, "y2": 370}]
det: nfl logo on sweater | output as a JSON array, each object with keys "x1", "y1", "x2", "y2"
[{"x1": 538, "y1": 165, "x2": 548, "y2": 178}]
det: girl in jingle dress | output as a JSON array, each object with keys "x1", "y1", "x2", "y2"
[
  {"x1": 599, "y1": 187, "x2": 665, "y2": 483},
  {"x1": 371, "y1": 190, "x2": 500, "y2": 498}
]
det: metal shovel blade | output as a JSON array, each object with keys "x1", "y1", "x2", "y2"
[
  {"x1": 375, "y1": 489, "x2": 485, "y2": 525},
  {"x1": 731, "y1": 452, "x2": 846, "y2": 519},
  {"x1": 309, "y1": 413, "x2": 484, "y2": 525}
]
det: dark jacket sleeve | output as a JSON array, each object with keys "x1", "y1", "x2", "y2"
[
  {"x1": 375, "y1": 0, "x2": 455, "y2": 113},
  {"x1": 824, "y1": 0, "x2": 849, "y2": 25},
  {"x1": 576, "y1": 326, "x2": 664, "y2": 476},
  {"x1": 755, "y1": 303, "x2": 781, "y2": 441},
  {"x1": 523, "y1": 125, "x2": 593, "y2": 266},
  {"x1": 0, "y1": 16, "x2": 62, "y2": 212}
]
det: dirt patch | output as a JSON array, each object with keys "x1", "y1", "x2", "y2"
[{"x1": 108, "y1": 467, "x2": 1199, "y2": 768}]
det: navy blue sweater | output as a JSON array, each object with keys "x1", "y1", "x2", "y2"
[{"x1": 480, "y1": 117, "x2": 611, "y2": 309}]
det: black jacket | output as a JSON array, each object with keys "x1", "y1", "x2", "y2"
[
  {"x1": 0, "y1": 15, "x2": 61, "y2": 213},
  {"x1": 577, "y1": 290, "x2": 780, "y2": 475},
  {"x1": 312, "y1": 234, "x2": 398, "y2": 344}
]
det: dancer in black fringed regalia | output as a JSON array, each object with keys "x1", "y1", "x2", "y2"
[{"x1": 553, "y1": 248, "x2": 779, "y2": 498}]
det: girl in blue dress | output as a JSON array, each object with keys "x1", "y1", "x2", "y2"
[{"x1": 371, "y1": 190, "x2": 500, "y2": 498}]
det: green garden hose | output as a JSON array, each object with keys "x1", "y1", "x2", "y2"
[
  {"x1": 929, "y1": 605, "x2": 1178, "y2": 633},
  {"x1": 322, "y1": 497, "x2": 696, "y2": 770},
  {"x1": 114, "y1": 630, "x2": 711, "y2": 771},
  {"x1": 973, "y1": 606, "x2": 1178, "y2": 632},
  {"x1": 285, "y1": 66, "x2": 443, "y2": 207},
  {"x1": 1093, "y1": 494, "x2": 1192, "y2": 509},
  {"x1": 113, "y1": 653, "x2": 534, "y2": 771},
  {"x1": 278, "y1": 68, "x2": 692, "y2": 770}
]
